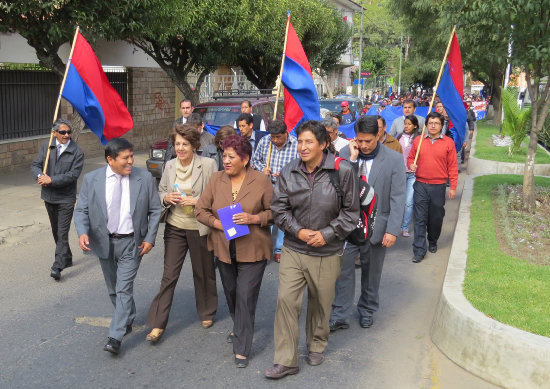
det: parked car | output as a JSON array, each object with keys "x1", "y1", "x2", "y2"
[{"x1": 146, "y1": 92, "x2": 280, "y2": 178}]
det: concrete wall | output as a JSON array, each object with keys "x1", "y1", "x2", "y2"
[{"x1": 0, "y1": 67, "x2": 175, "y2": 172}]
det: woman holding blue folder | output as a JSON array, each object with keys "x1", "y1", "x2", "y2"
[
  {"x1": 146, "y1": 124, "x2": 218, "y2": 342},
  {"x1": 196, "y1": 135, "x2": 274, "y2": 368}
]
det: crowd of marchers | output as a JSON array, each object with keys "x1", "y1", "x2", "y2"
[{"x1": 31, "y1": 96, "x2": 469, "y2": 378}]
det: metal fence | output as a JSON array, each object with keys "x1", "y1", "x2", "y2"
[{"x1": 0, "y1": 68, "x2": 128, "y2": 141}]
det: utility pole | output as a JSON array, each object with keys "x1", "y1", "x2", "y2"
[
  {"x1": 398, "y1": 34, "x2": 403, "y2": 95},
  {"x1": 357, "y1": 5, "x2": 364, "y2": 99}
]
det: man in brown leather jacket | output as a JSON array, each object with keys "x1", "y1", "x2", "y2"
[{"x1": 264, "y1": 120, "x2": 359, "y2": 379}]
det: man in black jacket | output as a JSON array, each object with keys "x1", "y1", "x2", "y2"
[
  {"x1": 31, "y1": 119, "x2": 84, "y2": 281},
  {"x1": 265, "y1": 120, "x2": 359, "y2": 379}
]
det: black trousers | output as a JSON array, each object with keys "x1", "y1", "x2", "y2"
[
  {"x1": 44, "y1": 201, "x2": 74, "y2": 271},
  {"x1": 412, "y1": 181, "x2": 446, "y2": 258},
  {"x1": 217, "y1": 241, "x2": 266, "y2": 357}
]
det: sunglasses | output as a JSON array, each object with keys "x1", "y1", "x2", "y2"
[{"x1": 56, "y1": 130, "x2": 72, "y2": 135}]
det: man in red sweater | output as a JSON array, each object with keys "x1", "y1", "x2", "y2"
[{"x1": 407, "y1": 112, "x2": 457, "y2": 263}]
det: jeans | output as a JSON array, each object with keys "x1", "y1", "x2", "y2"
[
  {"x1": 271, "y1": 225, "x2": 284, "y2": 255},
  {"x1": 401, "y1": 172, "x2": 416, "y2": 232}
]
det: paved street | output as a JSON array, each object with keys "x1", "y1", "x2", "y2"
[{"x1": 0, "y1": 152, "x2": 499, "y2": 388}]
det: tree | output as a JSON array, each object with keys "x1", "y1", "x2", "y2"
[
  {"x1": 453, "y1": 1, "x2": 550, "y2": 211},
  {"x1": 0, "y1": 1, "x2": 77, "y2": 76},
  {"x1": 234, "y1": 0, "x2": 352, "y2": 91}
]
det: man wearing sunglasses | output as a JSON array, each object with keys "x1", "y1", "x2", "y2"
[{"x1": 31, "y1": 119, "x2": 84, "y2": 281}]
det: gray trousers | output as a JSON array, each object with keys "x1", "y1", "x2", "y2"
[
  {"x1": 331, "y1": 241, "x2": 386, "y2": 323},
  {"x1": 44, "y1": 201, "x2": 74, "y2": 271},
  {"x1": 99, "y1": 237, "x2": 141, "y2": 341}
]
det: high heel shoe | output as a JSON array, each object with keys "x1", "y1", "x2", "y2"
[
  {"x1": 201, "y1": 320, "x2": 213, "y2": 329},
  {"x1": 146, "y1": 328, "x2": 164, "y2": 342}
]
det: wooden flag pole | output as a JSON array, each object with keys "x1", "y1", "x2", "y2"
[
  {"x1": 267, "y1": 11, "x2": 291, "y2": 170},
  {"x1": 413, "y1": 25, "x2": 456, "y2": 165},
  {"x1": 43, "y1": 26, "x2": 80, "y2": 174}
]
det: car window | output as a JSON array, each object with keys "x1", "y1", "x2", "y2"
[
  {"x1": 252, "y1": 104, "x2": 263, "y2": 117},
  {"x1": 195, "y1": 106, "x2": 240, "y2": 126},
  {"x1": 262, "y1": 103, "x2": 274, "y2": 121}
]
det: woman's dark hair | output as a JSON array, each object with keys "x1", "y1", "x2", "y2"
[
  {"x1": 105, "y1": 138, "x2": 133, "y2": 161},
  {"x1": 214, "y1": 126, "x2": 237, "y2": 150},
  {"x1": 354, "y1": 115, "x2": 378, "y2": 136},
  {"x1": 222, "y1": 135, "x2": 252, "y2": 162},
  {"x1": 404, "y1": 114, "x2": 419, "y2": 131},
  {"x1": 170, "y1": 123, "x2": 201, "y2": 150},
  {"x1": 295, "y1": 120, "x2": 335, "y2": 153}
]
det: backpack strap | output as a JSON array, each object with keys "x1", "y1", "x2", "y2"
[{"x1": 329, "y1": 157, "x2": 345, "y2": 205}]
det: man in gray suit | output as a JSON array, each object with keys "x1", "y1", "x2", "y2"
[
  {"x1": 330, "y1": 115, "x2": 406, "y2": 330},
  {"x1": 74, "y1": 138, "x2": 161, "y2": 355},
  {"x1": 389, "y1": 99, "x2": 425, "y2": 137}
]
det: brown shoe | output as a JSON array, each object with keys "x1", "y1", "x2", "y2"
[
  {"x1": 264, "y1": 364, "x2": 299, "y2": 379},
  {"x1": 146, "y1": 328, "x2": 164, "y2": 342},
  {"x1": 307, "y1": 351, "x2": 325, "y2": 366},
  {"x1": 201, "y1": 320, "x2": 213, "y2": 329}
]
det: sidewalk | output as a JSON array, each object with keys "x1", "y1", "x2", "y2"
[{"x1": 0, "y1": 151, "x2": 149, "y2": 245}]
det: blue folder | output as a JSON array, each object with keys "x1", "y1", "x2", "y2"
[{"x1": 217, "y1": 203, "x2": 250, "y2": 240}]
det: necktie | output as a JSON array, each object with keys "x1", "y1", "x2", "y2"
[
  {"x1": 57, "y1": 144, "x2": 62, "y2": 159},
  {"x1": 360, "y1": 160, "x2": 368, "y2": 179},
  {"x1": 108, "y1": 175, "x2": 122, "y2": 233}
]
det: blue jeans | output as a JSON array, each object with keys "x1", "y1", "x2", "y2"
[
  {"x1": 401, "y1": 172, "x2": 416, "y2": 232},
  {"x1": 271, "y1": 225, "x2": 284, "y2": 254}
]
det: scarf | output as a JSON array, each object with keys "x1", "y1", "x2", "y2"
[{"x1": 358, "y1": 142, "x2": 380, "y2": 161}]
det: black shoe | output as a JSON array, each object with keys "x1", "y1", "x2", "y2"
[
  {"x1": 50, "y1": 268, "x2": 61, "y2": 281},
  {"x1": 104, "y1": 337, "x2": 121, "y2": 355},
  {"x1": 124, "y1": 324, "x2": 132, "y2": 336},
  {"x1": 235, "y1": 356, "x2": 249, "y2": 368},
  {"x1": 412, "y1": 255, "x2": 424, "y2": 263},
  {"x1": 428, "y1": 243, "x2": 438, "y2": 253},
  {"x1": 359, "y1": 316, "x2": 373, "y2": 328},
  {"x1": 329, "y1": 320, "x2": 349, "y2": 332},
  {"x1": 227, "y1": 333, "x2": 234, "y2": 343}
]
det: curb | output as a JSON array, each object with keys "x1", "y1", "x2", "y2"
[{"x1": 431, "y1": 130, "x2": 550, "y2": 389}]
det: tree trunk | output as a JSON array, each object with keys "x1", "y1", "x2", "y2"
[
  {"x1": 522, "y1": 73, "x2": 550, "y2": 212},
  {"x1": 319, "y1": 73, "x2": 333, "y2": 98},
  {"x1": 490, "y1": 76, "x2": 502, "y2": 127}
]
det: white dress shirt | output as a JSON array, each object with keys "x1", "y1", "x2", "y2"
[
  {"x1": 105, "y1": 165, "x2": 133, "y2": 234},
  {"x1": 55, "y1": 139, "x2": 70, "y2": 156}
]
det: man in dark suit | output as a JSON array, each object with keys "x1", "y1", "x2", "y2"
[
  {"x1": 236, "y1": 113, "x2": 267, "y2": 154},
  {"x1": 74, "y1": 138, "x2": 161, "y2": 355},
  {"x1": 239, "y1": 100, "x2": 265, "y2": 131},
  {"x1": 173, "y1": 99, "x2": 194, "y2": 127},
  {"x1": 330, "y1": 115, "x2": 406, "y2": 330},
  {"x1": 31, "y1": 119, "x2": 84, "y2": 281}
]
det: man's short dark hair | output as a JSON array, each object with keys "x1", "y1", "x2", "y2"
[
  {"x1": 241, "y1": 100, "x2": 252, "y2": 108},
  {"x1": 180, "y1": 99, "x2": 192, "y2": 106},
  {"x1": 52, "y1": 118, "x2": 72, "y2": 132},
  {"x1": 237, "y1": 113, "x2": 253, "y2": 125},
  {"x1": 296, "y1": 120, "x2": 335, "y2": 153},
  {"x1": 186, "y1": 112, "x2": 203, "y2": 126},
  {"x1": 105, "y1": 138, "x2": 133, "y2": 161},
  {"x1": 403, "y1": 99, "x2": 417, "y2": 108},
  {"x1": 426, "y1": 112, "x2": 445, "y2": 126},
  {"x1": 377, "y1": 115, "x2": 386, "y2": 127},
  {"x1": 267, "y1": 120, "x2": 287, "y2": 135},
  {"x1": 328, "y1": 112, "x2": 342, "y2": 125},
  {"x1": 354, "y1": 115, "x2": 379, "y2": 135}
]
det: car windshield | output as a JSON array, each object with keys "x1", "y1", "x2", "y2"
[
  {"x1": 195, "y1": 106, "x2": 241, "y2": 126},
  {"x1": 318, "y1": 100, "x2": 362, "y2": 113}
]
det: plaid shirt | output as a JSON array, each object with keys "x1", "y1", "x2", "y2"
[{"x1": 251, "y1": 134, "x2": 298, "y2": 183}]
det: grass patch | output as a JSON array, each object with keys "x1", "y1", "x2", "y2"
[
  {"x1": 464, "y1": 175, "x2": 550, "y2": 337},
  {"x1": 472, "y1": 121, "x2": 550, "y2": 163}
]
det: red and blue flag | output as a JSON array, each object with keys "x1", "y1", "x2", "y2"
[
  {"x1": 438, "y1": 31, "x2": 466, "y2": 151},
  {"x1": 282, "y1": 15, "x2": 321, "y2": 132},
  {"x1": 62, "y1": 32, "x2": 133, "y2": 145}
]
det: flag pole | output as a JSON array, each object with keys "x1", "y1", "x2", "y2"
[
  {"x1": 413, "y1": 25, "x2": 456, "y2": 165},
  {"x1": 267, "y1": 11, "x2": 291, "y2": 170},
  {"x1": 43, "y1": 26, "x2": 80, "y2": 174}
]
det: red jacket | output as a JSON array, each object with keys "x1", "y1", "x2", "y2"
[{"x1": 407, "y1": 134, "x2": 458, "y2": 190}]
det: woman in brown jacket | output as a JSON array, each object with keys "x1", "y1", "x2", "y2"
[{"x1": 196, "y1": 135, "x2": 273, "y2": 368}]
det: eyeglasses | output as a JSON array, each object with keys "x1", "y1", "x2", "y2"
[{"x1": 56, "y1": 130, "x2": 72, "y2": 135}]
